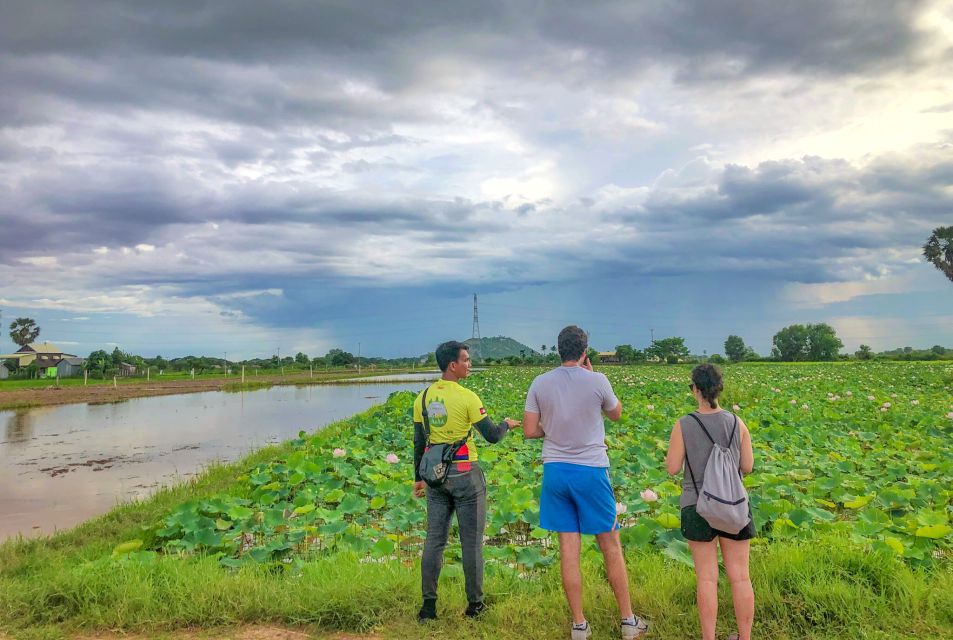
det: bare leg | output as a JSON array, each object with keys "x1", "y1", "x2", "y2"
[
  {"x1": 688, "y1": 539, "x2": 719, "y2": 640},
  {"x1": 558, "y1": 532, "x2": 585, "y2": 624},
  {"x1": 719, "y1": 537, "x2": 754, "y2": 640},
  {"x1": 595, "y1": 530, "x2": 634, "y2": 618}
]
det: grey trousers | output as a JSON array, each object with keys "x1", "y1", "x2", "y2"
[{"x1": 421, "y1": 464, "x2": 487, "y2": 603}]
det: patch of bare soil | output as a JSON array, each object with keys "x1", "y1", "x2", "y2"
[
  {"x1": 0, "y1": 370, "x2": 407, "y2": 411},
  {"x1": 0, "y1": 379, "x2": 233, "y2": 411}
]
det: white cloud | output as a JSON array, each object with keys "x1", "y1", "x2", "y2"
[{"x1": 19, "y1": 256, "x2": 58, "y2": 267}]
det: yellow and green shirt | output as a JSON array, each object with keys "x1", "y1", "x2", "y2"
[{"x1": 413, "y1": 379, "x2": 487, "y2": 466}]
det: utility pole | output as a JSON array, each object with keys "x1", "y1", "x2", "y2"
[
  {"x1": 358, "y1": 342, "x2": 361, "y2": 374},
  {"x1": 650, "y1": 328, "x2": 654, "y2": 343},
  {"x1": 224, "y1": 351, "x2": 227, "y2": 378}
]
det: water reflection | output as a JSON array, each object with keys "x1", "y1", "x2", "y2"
[
  {"x1": 0, "y1": 380, "x2": 434, "y2": 539},
  {"x1": 5, "y1": 410, "x2": 34, "y2": 443}
]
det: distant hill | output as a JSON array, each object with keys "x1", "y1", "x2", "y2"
[{"x1": 465, "y1": 336, "x2": 538, "y2": 360}]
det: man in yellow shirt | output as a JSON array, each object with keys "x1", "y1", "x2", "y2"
[{"x1": 412, "y1": 340, "x2": 519, "y2": 622}]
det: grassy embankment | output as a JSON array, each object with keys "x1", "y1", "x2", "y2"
[
  {"x1": 0, "y1": 368, "x2": 418, "y2": 391},
  {"x1": 0, "y1": 368, "x2": 426, "y2": 410},
  {"x1": 2, "y1": 400, "x2": 951, "y2": 640}
]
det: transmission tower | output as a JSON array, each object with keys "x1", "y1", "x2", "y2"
[{"x1": 472, "y1": 293, "x2": 481, "y2": 340}]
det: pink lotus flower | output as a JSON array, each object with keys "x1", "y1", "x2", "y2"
[
  {"x1": 640, "y1": 489, "x2": 659, "y2": 502},
  {"x1": 882, "y1": 402, "x2": 891, "y2": 408},
  {"x1": 646, "y1": 404, "x2": 655, "y2": 411},
  {"x1": 801, "y1": 404, "x2": 809, "y2": 410},
  {"x1": 332, "y1": 448, "x2": 346, "y2": 458},
  {"x1": 732, "y1": 404, "x2": 741, "y2": 411},
  {"x1": 845, "y1": 391, "x2": 853, "y2": 397},
  {"x1": 616, "y1": 502, "x2": 628, "y2": 515},
  {"x1": 789, "y1": 399, "x2": 797, "y2": 405},
  {"x1": 910, "y1": 400, "x2": 919, "y2": 406},
  {"x1": 946, "y1": 411, "x2": 953, "y2": 420},
  {"x1": 385, "y1": 453, "x2": 400, "y2": 464},
  {"x1": 867, "y1": 395, "x2": 876, "y2": 401}
]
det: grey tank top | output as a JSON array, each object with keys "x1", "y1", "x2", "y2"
[{"x1": 678, "y1": 410, "x2": 740, "y2": 508}]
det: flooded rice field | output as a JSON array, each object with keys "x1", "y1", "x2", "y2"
[{"x1": 0, "y1": 380, "x2": 433, "y2": 540}]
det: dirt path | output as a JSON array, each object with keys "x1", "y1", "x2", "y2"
[{"x1": 0, "y1": 371, "x2": 411, "y2": 411}]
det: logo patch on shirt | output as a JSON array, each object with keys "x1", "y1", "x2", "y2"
[{"x1": 479, "y1": 407, "x2": 486, "y2": 415}]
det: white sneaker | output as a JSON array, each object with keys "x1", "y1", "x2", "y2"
[
  {"x1": 621, "y1": 616, "x2": 649, "y2": 639},
  {"x1": 570, "y1": 622, "x2": 593, "y2": 640}
]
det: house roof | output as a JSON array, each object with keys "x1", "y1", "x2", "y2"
[
  {"x1": 598, "y1": 351, "x2": 617, "y2": 357},
  {"x1": 60, "y1": 357, "x2": 86, "y2": 365},
  {"x1": 20, "y1": 342, "x2": 66, "y2": 354}
]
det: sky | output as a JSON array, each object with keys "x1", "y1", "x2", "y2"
[{"x1": 1, "y1": 0, "x2": 952, "y2": 359}]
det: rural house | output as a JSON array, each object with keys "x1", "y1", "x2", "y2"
[
  {"x1": 118, "y1": 361, "x2": 137, "y2": 376},
  {"x1": 0, "y1": 362, "x2": 9, "y2": 379},
  {"x1": 56, "y1": 357, "x2": 87, "y2": 378},
  {"x1": 598, "y1": 351, "x2": 621, "y2": 364},
  {"x1": 0, "y1": 342, "x2": 81, "y2": 377}
]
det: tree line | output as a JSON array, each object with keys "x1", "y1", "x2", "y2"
[{"x1": 608, "y1": 323, "x2": 951, "y2": 365}]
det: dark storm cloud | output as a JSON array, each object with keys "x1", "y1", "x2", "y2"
[
  {"x1": 632, "y1": 155, "x2": 952, "y2": 231},
  {"x1": 2, "y1": 1, "x2": 932, "y2": 78},
  {"x1": 597, "y1": 151, "x2": 952, "y2": 284},
  {"x1": 540, "y1": 0, "x2": 932, "y2": 81},
  {"x1": 0, "y1": 1, "x2": 937, "y2": 135}
]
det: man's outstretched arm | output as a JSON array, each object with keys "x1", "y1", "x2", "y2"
[{"x1": 473, "y1": 416, "x2": 519, "y2": 443}]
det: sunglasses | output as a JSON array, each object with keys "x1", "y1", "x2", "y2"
[{"x1": 688, "y1": 383, "x2": 695, "y2": 391}]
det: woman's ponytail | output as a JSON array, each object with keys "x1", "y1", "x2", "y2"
[{"x1": 691, "y1": 363, "x2": 723, "y2": 410}]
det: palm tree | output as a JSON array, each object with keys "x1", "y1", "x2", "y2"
[
  {"x1": 923, "y1": 226, "x2": 953, "y2": 284},
  {"x1": 9, "y1": 317, "x2": 40, "y2": 347}
]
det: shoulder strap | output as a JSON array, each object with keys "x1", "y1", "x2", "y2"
[
  {"x1": 687, "y1": 413, "x2": 716, "y2": 444},
  {"x1": 421, "y1": 385, "x2": 432, "y2": 444},
  {"x1": 727, "y1": 413, "x2": 738, "y2": 448}
]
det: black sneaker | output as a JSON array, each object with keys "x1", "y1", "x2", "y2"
[
  {"x1": 464, "y1": 601, "x2": 487, "y2": 618},
  {"x1": 417, "y1": 598, "x2": 437, "y2": 622}
]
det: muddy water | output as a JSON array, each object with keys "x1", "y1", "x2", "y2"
[{"x1": 0, "y1": 381, "x2": 433, "y2": 540}]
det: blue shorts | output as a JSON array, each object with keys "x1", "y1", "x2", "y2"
[{"x1": 540, "y1": 462, "x2": 618, "y2": 535}]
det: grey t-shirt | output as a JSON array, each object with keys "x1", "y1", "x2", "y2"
[{"x1": 524, "y1": 365, "x2": 619, "y2": 467}]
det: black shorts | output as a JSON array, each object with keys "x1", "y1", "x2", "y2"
[{"x1": 680, "y1": 505, "x2": 755, "y2": 542}]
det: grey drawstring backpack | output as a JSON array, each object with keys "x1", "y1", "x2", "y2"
[{"x1": 684, "y1": 413, "x2": 750, "y2": 534}]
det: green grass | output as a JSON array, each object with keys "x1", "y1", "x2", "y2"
[
  {"x1": 1, "y1": 539, "x2": 950, "y2": 639},
  {"x1": 0, "y1": 368, "x2": 417, "y2": 392}
]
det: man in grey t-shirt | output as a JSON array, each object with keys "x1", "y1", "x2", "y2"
[{"x1": 523, "y1": 326, "x2": 649, "y2": 640}]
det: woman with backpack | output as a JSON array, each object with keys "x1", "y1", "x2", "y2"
[{"x1": 665, "y1": 364, "x2": 755, "y2": 640}]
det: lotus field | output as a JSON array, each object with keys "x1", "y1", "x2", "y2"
[{"x1": 138, "y1": 362, "x2": 953, "y2": 572}]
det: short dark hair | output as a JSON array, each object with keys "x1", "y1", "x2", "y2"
[
  {"x1": 691, "y1": 363, "x2": 724, "y2": 409},
  {"x1": 435, "y1": 340, "x2": 468, "y2": 372},
  {"x1": 557, "y1": 326, "x2": 588, "y2": 362}
]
